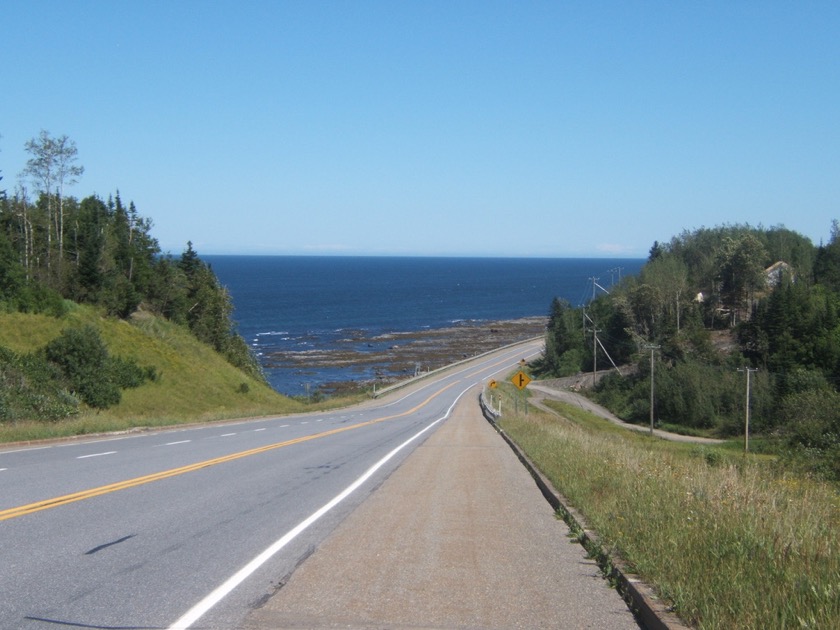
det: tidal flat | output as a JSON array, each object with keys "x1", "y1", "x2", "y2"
[{"x1": 262, "y1": 317, "x2": 546, "y2": 395}]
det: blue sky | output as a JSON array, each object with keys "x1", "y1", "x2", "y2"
[{"x1": 1, "y1": 1, "x2": 838, "y2": 258}]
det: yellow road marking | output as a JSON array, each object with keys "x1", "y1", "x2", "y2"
[{"x1": 0, "y1": 382, "x2": 457, "y2": 522}]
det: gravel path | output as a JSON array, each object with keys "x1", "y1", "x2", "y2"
[{"x1": 529, "y1": 381, "x2": 724, "y2": 445}]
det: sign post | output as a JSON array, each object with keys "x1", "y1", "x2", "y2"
[{"x1": 511, "y1": 370, "x2": 531, "y2": 416}]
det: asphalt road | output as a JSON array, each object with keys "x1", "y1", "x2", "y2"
[{"x1": 0, "y1": 340, "x2": 543, "y2": 630}]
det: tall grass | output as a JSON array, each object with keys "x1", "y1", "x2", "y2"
[{"x1": 500, "y1": 394, "x2": 840, "y2": 629}]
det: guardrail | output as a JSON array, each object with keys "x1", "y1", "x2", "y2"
[
  {"x1": 479, "y1": 390, "x2": 501, "y2": 422},
  {"x1": 371, "y1": 336, "x2": 542, "y2": 399}
]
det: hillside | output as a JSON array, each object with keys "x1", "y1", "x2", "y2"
[
  {"x1": 0, "y1": 305, "x2": 313, "y2": 443},
  {"x1": 535, "y1": 222, "x2": 840, "y2": 480}
]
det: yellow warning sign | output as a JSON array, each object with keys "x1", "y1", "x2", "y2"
[
  {"x1": 511, "y1": 370, "x2": 531, "y2": 390},
  {"x1": 489, "y1": 379, "x2": 498, "y2": 389}
]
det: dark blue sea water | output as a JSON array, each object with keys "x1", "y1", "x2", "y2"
[{"x1": 205, "y1": 256, "x2": 644, "y2": 396}]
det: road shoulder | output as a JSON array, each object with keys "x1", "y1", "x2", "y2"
[{"x1": 241, "y1": 390, "x2": 639, "y2": 629}]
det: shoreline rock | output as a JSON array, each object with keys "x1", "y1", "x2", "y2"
[{"x1": 263, "y1": 317, "x2": 546, "y2": 395}]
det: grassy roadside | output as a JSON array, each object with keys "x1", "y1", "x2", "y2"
[
  {"x1": 0, "y1": 306, "x2": 366, "y2": 443},
  {"x1": 496, "y1": 382, "x2": 840, "y2": 629}
]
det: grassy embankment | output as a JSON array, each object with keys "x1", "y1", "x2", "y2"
[
  {"x1": 0, "y1": 305, "x2": 365, "y2": 443},
  {"x1": 495, "y1": 380, "x2": 840, "y2": 630}
]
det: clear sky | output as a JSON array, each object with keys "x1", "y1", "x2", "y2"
[{"x1": 1, "y1": 1, "x2": 838, "y2": 258}]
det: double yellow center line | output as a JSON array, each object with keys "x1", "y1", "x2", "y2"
[{"x1": 0, "y1": 382, "x2": 457, "y2": 522}]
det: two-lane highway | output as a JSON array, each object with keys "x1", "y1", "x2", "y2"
[{"x1": 0, "y1": 339, "x2": 542, "y2": 630}]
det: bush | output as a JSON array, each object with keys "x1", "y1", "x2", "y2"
[
  {"x1": 44, "y1": 326, "x2": 153, "y2": 409},
  {"x1": 0, "y1": 346, "x2": 79, "y2": 421},
  {"x1": 14, "y1": 283, "x2": 69, "y2": 317},
  {"x1": 780, "y1": 389, "x2": 840, "y2": 450},
  {"x1": 108, "y1": 356, "x2": 149, "y2": 389},
  {"x1": 223, "y1": 333, "x2": 265, "y2": 382},
  {"x1": 556, "y1": 348, "x2": 586, "y2": 376}
]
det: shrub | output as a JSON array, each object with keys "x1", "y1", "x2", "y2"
[
  {"x1": 14, "y1": 283, "x2": 69, "y2": 317},
  {"x1": 780, "y1": 389, "x2": 840, "y2": 451},
  {"x1": 108, "y1": 356, "x2": 149, "y2": 389},
  {"x1": 0, "y1": 346, "x2": 79, "y2": 421},
  {"x1": 44, "y1": 326, "x2": 153, "y2": 409}
]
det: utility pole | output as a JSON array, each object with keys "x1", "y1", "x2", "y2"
[
  {"x1": 738, "y1": 367, "x2": 758, "y2": 452},
  {"x1": 592, "y1": 326, "x2": 601, "y2": 384},
  {"x1": 583, "y1": 308, "x2": 601, "y2": 386},
  {"x1": 590, "y1": 277, "x2": 599, "y2": 302},
  {"x1": 644, "y1": 345, "x2": 660, "y2": 436}
]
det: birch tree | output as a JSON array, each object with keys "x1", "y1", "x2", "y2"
[
  {"x1": 53, "y1": 134, "x2": 84, "y2": 272},
  {"x1": 642, "y1": 254, "x2": 690, "y2": 332},
  {"x1": 21, "y1": 130, "x2": 83, "y2": 278}
]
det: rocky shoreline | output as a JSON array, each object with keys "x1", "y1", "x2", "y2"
[{"x1": 262, "y1": 317, "x2": 547, "y2": 396}]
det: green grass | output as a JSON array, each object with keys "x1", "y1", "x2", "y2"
[
  {"x1": 498, "y1": 386, "x2": 840, "y2": 629},
  {"x1": 0, "y1": 307, "x2": 366, "y2": 443}
]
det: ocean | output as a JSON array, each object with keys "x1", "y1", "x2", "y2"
[{"x1": 204, "y1": 256, "x2": 644, "y2": 396}]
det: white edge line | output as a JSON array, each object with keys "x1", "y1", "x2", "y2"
[
  {"x1": 77, "y1": 451, "x2": 117, "y2": 459},
  {"x1": 0, "y1": 445, "x2": 52, "y2": 455},
  {"x1": 167, "y1": 384, "x2": 472, "y2": 630}
]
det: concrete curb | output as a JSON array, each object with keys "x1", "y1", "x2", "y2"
[{"x1": 478, "y1": 393, "x2": 690, "y2": 630}]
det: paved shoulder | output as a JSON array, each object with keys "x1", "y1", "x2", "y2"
[{"x1": 242, "y1": 391, "x2": 639, "y2": 629}]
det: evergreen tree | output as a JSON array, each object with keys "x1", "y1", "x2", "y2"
[
  {"x1": 814, "y1": 220, "x2": 840, "y2": 291},
  {"x1": 542, "y1": 298, "x2": 576, "y2": 374},
  {"x1": 0, "y1": 229, "x2": 25, "y2": 303},
  {"x1": 71, "y1": 196, "x2": 110, "y2": 302}
]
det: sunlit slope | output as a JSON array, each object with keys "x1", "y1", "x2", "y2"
[{"x1": 0, "y1": 304, "x2": 302, "y2": 428}]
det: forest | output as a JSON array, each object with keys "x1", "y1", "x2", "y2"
[
  {"x1": 535, "y1": 221, "x2": 840, "y2": 479},
  {"x1": 0, "y1": 131, "x2": 261, "y2": 417}
]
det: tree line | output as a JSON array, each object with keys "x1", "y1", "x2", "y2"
[
  {"x1": 0, "y1": 130, "x2": 262, "y2": 415},
  {"x1": 535, "y1": 223, "x2": 840, "y2": 479}
]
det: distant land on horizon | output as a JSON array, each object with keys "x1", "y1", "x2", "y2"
[{"x1": 198, "y1": 252, "x2": 649, "y2": 260}]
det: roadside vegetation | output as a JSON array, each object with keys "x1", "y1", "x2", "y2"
[
  {"x1": 533, "y1": 222, "x2": 840, "y2": 481},
  {"x1": 494, "y1": 380, "x2": 840, "y2": 629},
  {"x1": 0, "y1": 130, "x2": 369, "y2": 440},
  {"x1": 0, "y1": 304, "x2": 369, "y2": 443},
  {"x1": 0, "y1": 304, "x2": 276, "y2": 442}
]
